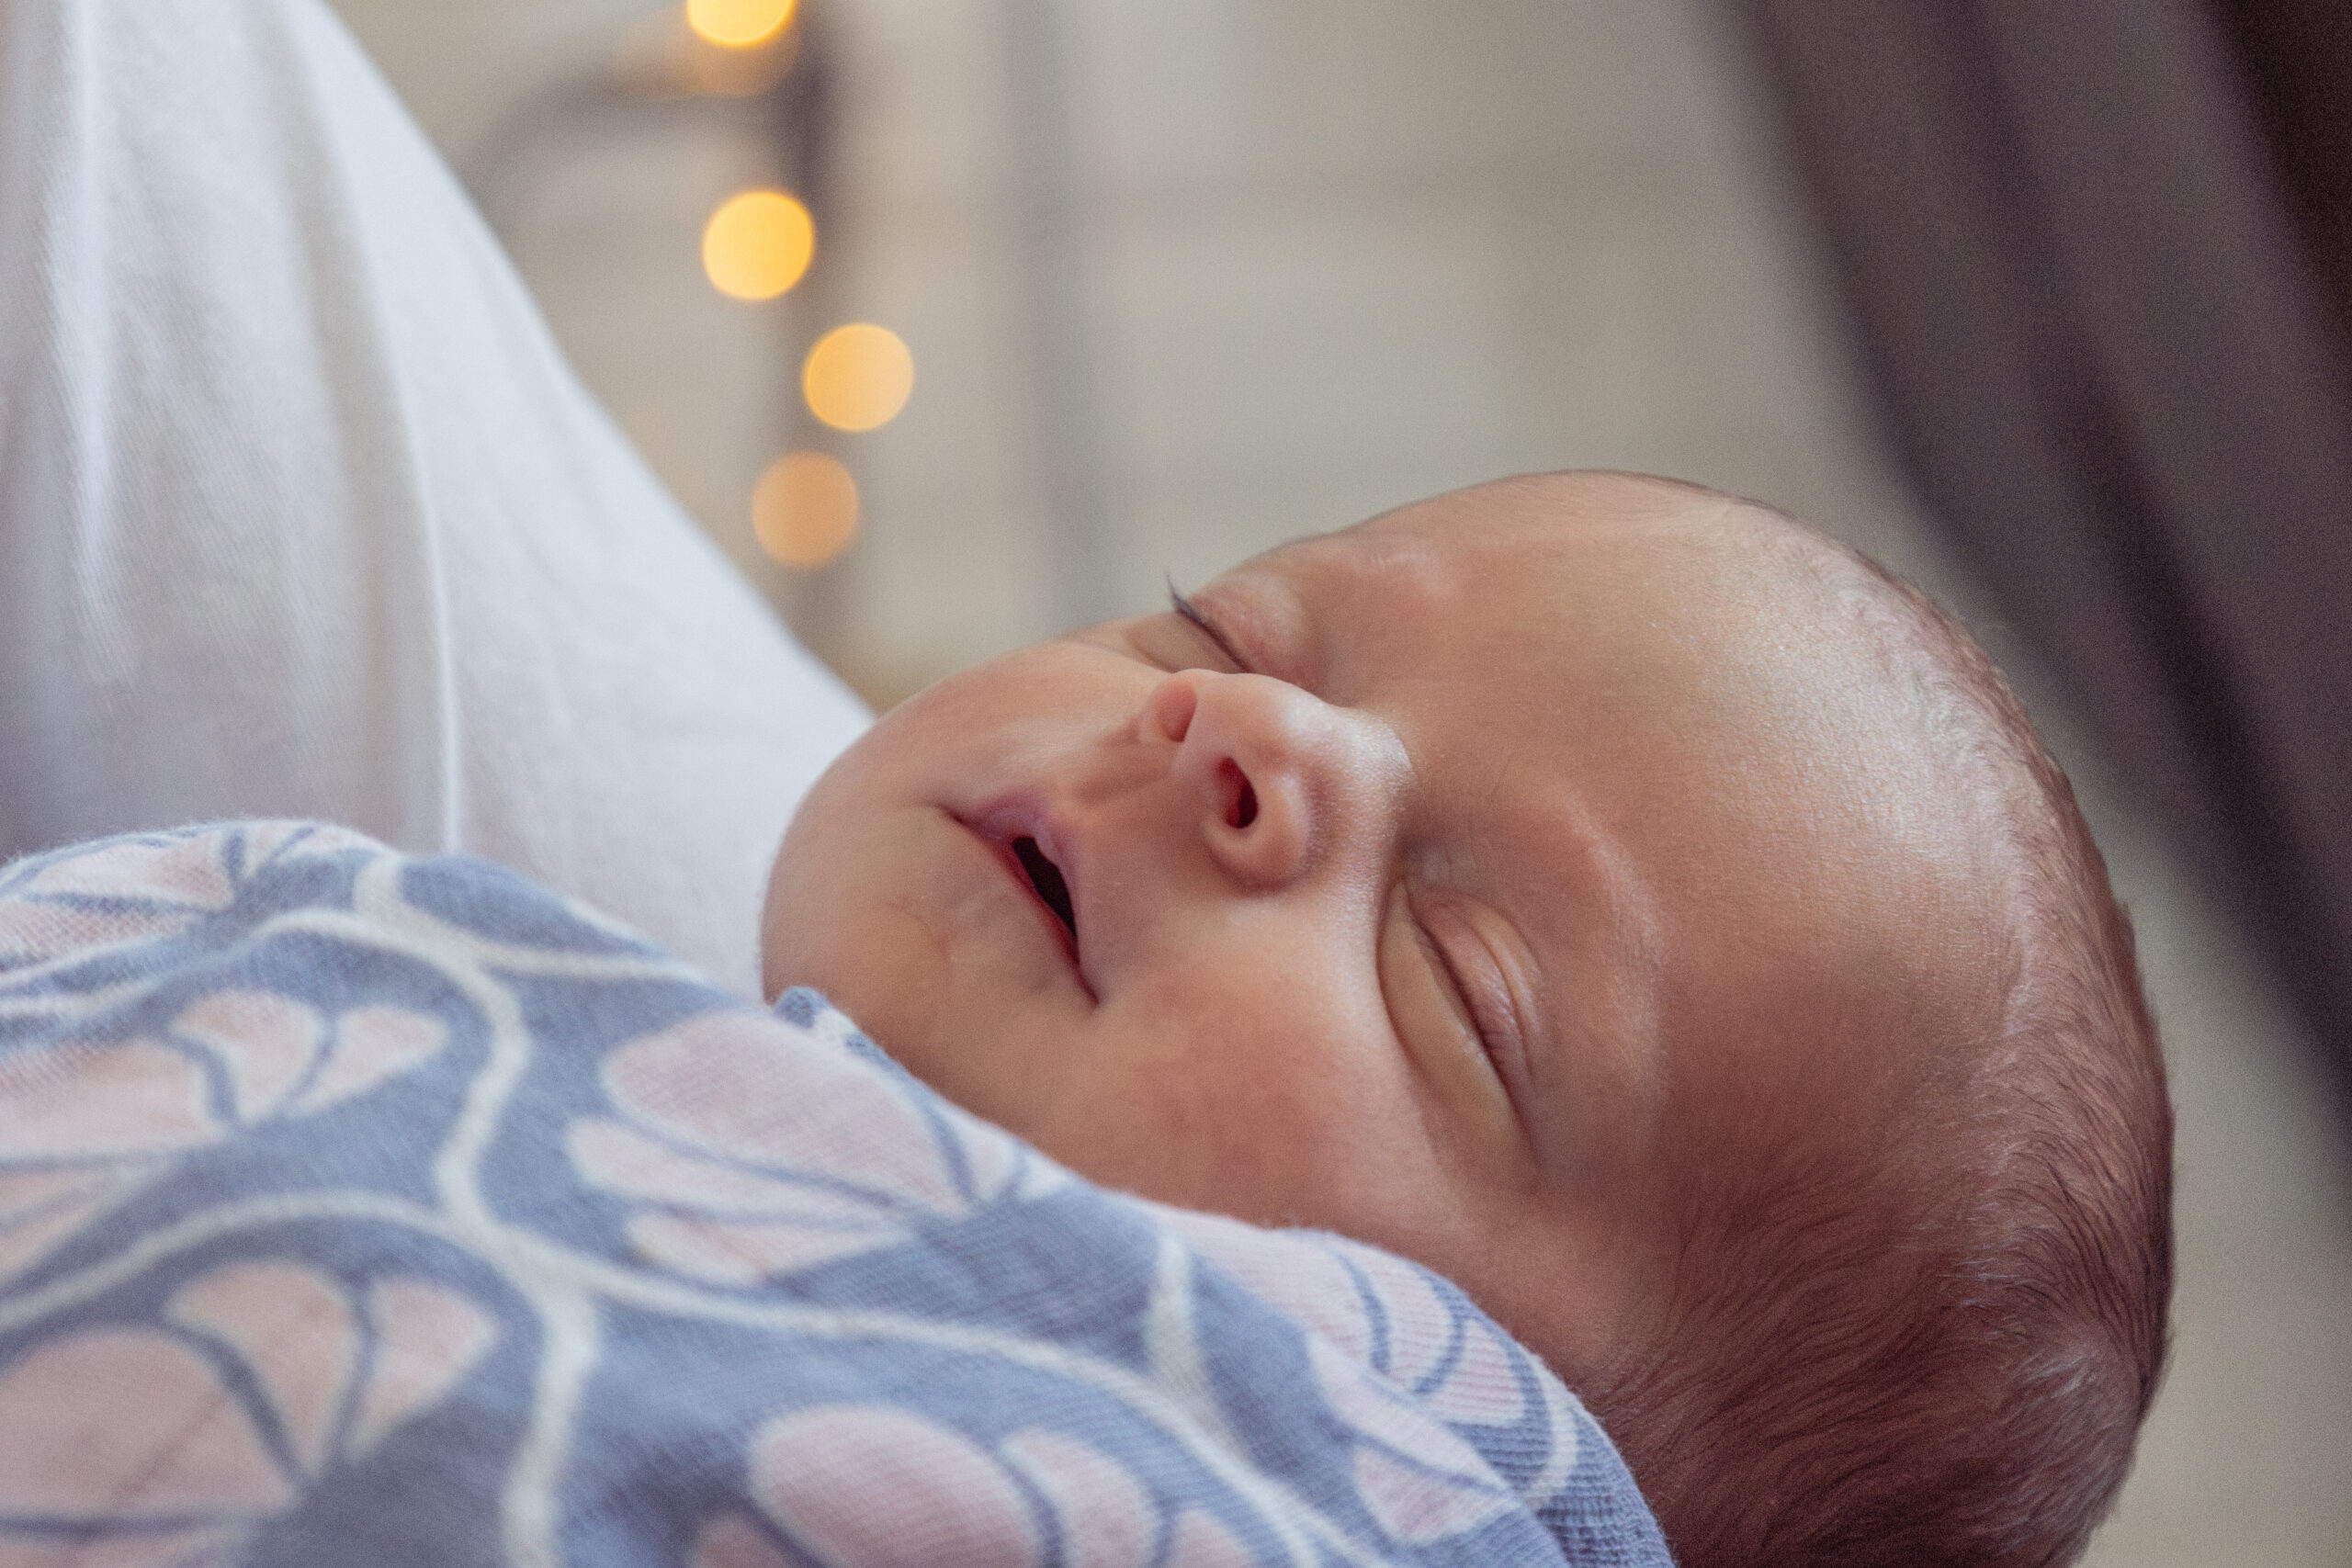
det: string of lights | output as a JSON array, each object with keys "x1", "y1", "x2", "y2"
[
  {"x1": 468, "y1": 0, "x2": 908, "y2": 575},
  {"x1": 684, "y1": 0, "x2": 910, "y2": 572}
]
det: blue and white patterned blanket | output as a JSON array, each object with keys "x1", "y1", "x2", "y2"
[{"x1": 0, "y1": 822, "x2": 1670, "y2": 1567}]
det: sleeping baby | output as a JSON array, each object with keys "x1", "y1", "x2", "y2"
[
  {"x1": 761, "y1": 468, "x2": 2175, "y2": 1568},
  {"x1": 0, "y1": 0, "x2": 2166, "y2": 1555}
]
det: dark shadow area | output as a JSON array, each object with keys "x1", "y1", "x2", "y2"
[{"x1": 1742, "y1": 0, "x2": 2352, "y2": 1129}]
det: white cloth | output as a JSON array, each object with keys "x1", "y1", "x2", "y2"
[{"x1": 0, "y1": 0, "x2": 870, "y2": 996}]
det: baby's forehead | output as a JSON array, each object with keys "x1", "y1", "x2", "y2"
[
  {"x1": 1211, "y1": 480, "x2": 1958, "y2": 820},
  {"x1": 1306, "y1": 474, "x2": 1795, "y2": 592},
  {"x1": 1257, "y1": 478, "x2": 1851, "y2": 685}
]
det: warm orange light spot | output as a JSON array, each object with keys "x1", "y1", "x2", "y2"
[
  {"x1": 616, "y1": 7, "x2": 798, "y2": 100},
  {"x1": 702, "y1": 191, "x2": 814, "y2": 301},
  {"x1": 753, "y1": 451, "x2": 859, "y2": 568},
  {"x1": 685, "y1": 0, "x2": 796, "y2": 49},
  {"x1": 803, "y1": 324, "x2": 913, "y2": 432}
]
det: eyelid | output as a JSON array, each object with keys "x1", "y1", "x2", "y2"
[
  {"x1": 1419, "y1": 902, "x2": 1529, "y2": 1114},
  {"x1": 1165, "y1": 581, "x2": 1252, "y2": 673}
]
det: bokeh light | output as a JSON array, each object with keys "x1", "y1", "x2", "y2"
[
  {"x1": 753, "y1": 451, "x2": 859, "y2": 568},
  {"x1": 803, "y1": 324, "x2": 914, "y2": 432},
  {"x1": 614, "y1": 8, "x2": 798, "y2": 100},
  {"x1": 702, "y1": 191, "x2": 814, "y2": 301},
  {"x1": 685, "y1": 0, "x2": 796, "y2": 49}
]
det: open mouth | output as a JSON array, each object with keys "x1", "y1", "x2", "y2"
[{"x1": 1011, "y1": 836, "x2": 1077, "y2": 946}]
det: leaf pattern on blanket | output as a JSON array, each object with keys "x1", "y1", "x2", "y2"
[
  {"x1": 729, "y1": 1406, "x2": 1262, "y2": 1568},
  {"x1": 576, "y1": 1007, "x2": 1028, "y2": 1282},
  {"x1": 0, "y1": 994, "x2": 446, "y2": 1290},
  {"x1": 0, "y1": 836, "x2": 227, "y2": 968},
  {"x1": 749, "y1": 1405, "x2": 1045, "y2": 1567},
  {"x1": 0, "y1": 824, "x2": 1669, "y2": 1568},
  {"x1": 1308, "y1": 1338, "x2": 1518, "y2": 1544},
  {"x1": 692, "y1": 1513, "x2": 795, "y2": 1568},
  {"x1": 998, "y1": 1427, "x2": 1155, "y2": 1568},
  {"x1": 1154, "y1": 1209, "x2": 1531, "y2": 1430},
  {"x1": 0, "y1": 822, "x2": 370, "y2": 972},
  {"x1": 0, "y1": 1259, "x2": 493, "y2": 1564}
]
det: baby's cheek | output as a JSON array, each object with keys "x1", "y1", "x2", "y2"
[
  {"x1": 1005, "y1": 1022, "x2": 1262, "y2": 1216},
  {"x1": 772, "y1": 901, "x2": 942, "y2": 1050}
]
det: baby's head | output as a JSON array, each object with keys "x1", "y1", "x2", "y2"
[{"x1": 763, "y1": 471, "x2": 2172, "y2": 1568}]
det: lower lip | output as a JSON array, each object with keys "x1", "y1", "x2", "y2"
[{"x1": 961, "y1": 818, "x2": 1088, "y2": 986}]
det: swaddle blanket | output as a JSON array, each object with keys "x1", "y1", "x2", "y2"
[{"x1": 0, "y1": 823, "x2": 1671, "y2": 1567}]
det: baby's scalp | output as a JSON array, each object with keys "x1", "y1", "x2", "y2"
[
  {"x1": 763, "y1": 472, "x2": 2170, "y2": 1568},
  {"x1": 1549, "y1": 490, "x2": 2170, "y2": 1568}
]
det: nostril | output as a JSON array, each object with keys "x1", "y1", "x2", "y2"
[{"x1": 1219, "y1": 761, "x2": 1259, "y2": 830}]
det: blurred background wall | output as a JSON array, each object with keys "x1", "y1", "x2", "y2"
[{"x1": 326, "y1": 1, "x2": 2352, "y2": 1560}]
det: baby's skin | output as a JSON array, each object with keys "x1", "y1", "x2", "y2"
[{"x1": 761, "y1": 469, "x2": 2014, "y2": 1395}]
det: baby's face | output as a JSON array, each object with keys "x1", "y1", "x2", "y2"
[{"x1": 763, "y1": 472, "x2": 2004, "y2": 1374}]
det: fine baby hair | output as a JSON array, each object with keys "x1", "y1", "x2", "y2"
[{"x1": 1577, "y1": 512, "x2": 2172, "y2": 1568}]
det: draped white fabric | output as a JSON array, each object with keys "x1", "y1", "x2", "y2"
[{"x1": 0, "y1": 0, "x2": 870, "y2": 996}]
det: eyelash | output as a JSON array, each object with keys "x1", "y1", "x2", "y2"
[
  {"x1": 1454, "y1": 959, "x2": 1521, "y2": 1097},
  {"x1": 1423, "y1": 913, "x2": 1505, "y2": 1069},
  {"x1": 1165, "y1": 583, "x2": 1252, "y2": 673}
]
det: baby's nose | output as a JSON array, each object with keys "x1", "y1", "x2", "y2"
[{"x1": 1143, "y1": 669, "x2": 1396, "y2": 891}]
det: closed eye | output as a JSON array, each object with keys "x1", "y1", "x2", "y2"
[
  {"x1": 1419, "y1": 920, "x2": 1493, "y2": 1056},
  {"x1": 1412, "y1": 893, "x2": 1532, "y2": 1125},
  {"x1": 1380, "y1": 884, "x2": 1519, "y2": 1138},
  {"x1": 1166, "y1": 581, "x2": 1252, "y2": 673},
  {"x1": 1428, "y1": 932, "x2": 1511, "y2": 1089}
]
